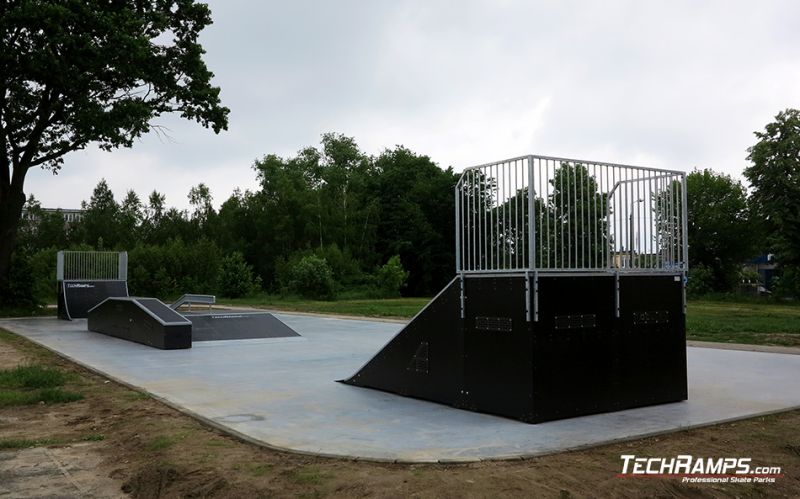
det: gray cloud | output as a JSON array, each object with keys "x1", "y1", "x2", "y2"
[{"x1": 26, "y1": 0, "x2": 800, "y2": 210}]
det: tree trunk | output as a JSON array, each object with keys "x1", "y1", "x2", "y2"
[{"x1": 0, "y1": 186, "x2": 25, "y2": 292}]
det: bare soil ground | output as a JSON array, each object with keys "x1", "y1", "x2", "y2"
[{"x1": 1, "y1": 329, "x2": 799, "y2": 498}]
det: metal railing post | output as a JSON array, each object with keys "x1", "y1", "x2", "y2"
[
  {"x1": 56, "y1": 251, "x2": 64, "y2": 281},
  {"x1": 527, "y1": 155, "x2": 535, "y2": 270},
  {"x1": 455, "y1": 182, "x2": 461, "y2": 272}
]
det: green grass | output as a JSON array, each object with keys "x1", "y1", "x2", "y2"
[
  {"x1": 221, "y1": 294, "x2": 429, "y2": 319},
  {"x1": 290, "y1": 467, "x2": 328, "y2": 485},
  {"x1": 0, "y1": 387, "x2": 83, "y2": 407},
  {"x1": 231, "y1": 461, "x2": 275, "y2": 477},
  {"x1": 0, "y1": 365, "x2": 70, "y2": 389},
  {"x1": 686, "y1": 299, "x2": 800, "y2": 346},
  {"x1": 147, "y1": 435, "x2": 178, "y2": 451},
  {"x1": 0, "y1": 438, "x2": 59, "y2": 450},
  {"x1": 147, "y1": 431, "x2": 193, "y2": 452},
  {"x1": 0, "y1": 364, "x2": 82, "y2": 407},
  {"x1": 0, "y1": 306, "x2": 56, "y2": 318},
  {"x1": 123, "y1": 391, "x2": 151, "y2": 401},
  {"x1": 0, "y1": 434, "x2": 104, "y2": 450}
]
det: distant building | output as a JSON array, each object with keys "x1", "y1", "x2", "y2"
[
  {"x1": 743, "y1": 254, "x2": 777, "y2": 292},
  {"x1": 21, "y1": 207, "x2": 84, "y2": 226}
]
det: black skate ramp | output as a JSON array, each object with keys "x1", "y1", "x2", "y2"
[
  {"x1": 186, "y1": 312, "x2": 300, "y2": 341},
  {"x1": 88, "y1": 297, "x2": 192, "y2": 350},
  {"x1": 58, "y1": 280, "x2": 129, "y2": 320},
  {"x1": 342, "y1": 274, "x2": 687, "y2": 424}
]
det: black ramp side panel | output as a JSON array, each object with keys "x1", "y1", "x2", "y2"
[
  {"x1": 59, "y1": 280, "x2": 128, "y2": 319},
  {"x1": 341, "y1": 278, "x2": 464, "y2": 403},
  {"x1": 87, "y1": 297, "x2": 191, "y2": 350},
  {"x1": 188, "y1": 313, "x2": 300, "y2": 341}
]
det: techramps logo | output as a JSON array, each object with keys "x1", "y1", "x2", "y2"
[
  {"x1": 66, "y1": 283, "x2": 95, "y2": 289},
  {"x1": 617, "y1": 455, "x2": 783, "y2": 484}
]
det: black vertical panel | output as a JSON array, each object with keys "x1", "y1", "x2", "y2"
[
  {"x1": 531, "y1": 276, "x2": 616, "y2": 422},
  {"x1": 617, "y1": 275, "x2": 687, "y2": 405},
  {"x1": 462, "y1": 276, "x2": 534, "y2": 420}
]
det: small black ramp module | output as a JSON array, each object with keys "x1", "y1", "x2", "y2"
[
  {"x1": 187, "y1": 312, "x2": 300, "y2": 341},
  {"x1": 88, "y1": 297, "x2": 192, "y2": 350},
  {"x1": 58, "y1": 280, "x2": 129, "y2": 320},
  {"x1": 340, "y1": 277, "x2": 466, "y2": 405}
]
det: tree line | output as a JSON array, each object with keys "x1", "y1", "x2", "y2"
[
  {"x1": 10, "y1": 134, "x2": 457, "y2": 305},
  {"x1": 684, "y1": 109, "x2": 800, "y2": 297},
  {"x1": 6, "y1": 109, "x2": 800, "y2": 308}
]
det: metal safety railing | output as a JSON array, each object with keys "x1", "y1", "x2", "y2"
[
  {"x1": 56, "y1": 251, "x2": 128, "y2": 281},
  {"x1": 455, "y1": 155, "x2": 687, "y2": 274}
]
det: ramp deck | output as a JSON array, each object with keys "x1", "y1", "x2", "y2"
[{"x1": 186, "y1": 312, "x2": 300, "y2": 341}]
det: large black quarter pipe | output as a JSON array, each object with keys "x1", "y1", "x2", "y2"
[
  {"x1": 341, "y1": 274, "x2": 687, "y2": 424},
  {"x1": 58, "y1": 280, "x2": 129, "y2": 320}
]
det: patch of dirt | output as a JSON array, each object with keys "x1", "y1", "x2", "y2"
[
  {"x1": 1, "y1": 329, "x2": 799, "y2": 498},
  {"x1": 0, "y1": 337, "x2": 30, "y2": 367},
  {"x1": 760, "y1": 333, "x2": 800, "y2": 347}
]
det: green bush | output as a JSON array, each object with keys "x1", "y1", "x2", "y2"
[
  {"x1": 0, "y1": 251, "x2": 37, "y2": 308},
  {"x1": 372, "y1": 255, "x2": 409, "y2": 298},
  {"x1": 28, "y1": 247, "x2": 59, "y2": 304},
  {"x1": 687, "y1": 264, "x2": 714, "y2": 297},
  {"x1": 773, "y1": 265, "x2": 800, "y2": 299},
  {"x1": 128, "y1": 238, "x2": 222, "y2": 298},
  {"x1": 314, "y1": 244, "x2": 364, "y2": 286},
  {"x1": 287, "y1": 256, "x2": 336, "y2": 300},
  {"x1": 275, "y1": 245, "x2": 365, "y2": 294},
  {"x1": 217, "y1": 251, "x2": 261, "y2": 298}
]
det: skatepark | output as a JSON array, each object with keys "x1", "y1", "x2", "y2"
[
  {"x1": 8, "y1": 155, "x2": 794, "y2": 463},
  {"x1": 2, "y1": 311, "x2": 800, "y2": 463}
]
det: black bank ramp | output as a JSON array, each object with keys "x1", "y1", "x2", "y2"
[
  {"x1": 88, "y1": 297, "x2": 192, "y2": 350},
  {"x1": 186, "y1": 312, "x2": 300, "y2": 341}
]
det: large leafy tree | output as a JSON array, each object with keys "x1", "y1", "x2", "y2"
[
  {"x1": 745, "y1": 109, "x2": 800, "y2": 266},
  {"x1": 375, "y1": 147, "x2": 457, "y2": 295},
  {"x1": 686, "y1": 169, "x2": 754, "y2": 291},
  {"x1": 0, "y1": 0, "x2": 229, "y2": 290}
]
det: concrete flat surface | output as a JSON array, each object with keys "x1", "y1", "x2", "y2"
[{"x1": 2, "y1": 315, "x2": 800, "y2": 463}]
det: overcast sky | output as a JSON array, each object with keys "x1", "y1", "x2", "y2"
[{"x1": 25, "y1": 0, "x2": 800, "y2": 210}]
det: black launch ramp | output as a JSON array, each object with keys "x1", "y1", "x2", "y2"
[
  {"x1": 186, "y1": 312, "x2": 300, "y2": 341},
  {"x1": 341, "y1": 274, "x2": 687, "y2": 424},
  {"x1": 87, "y1": 297, "x2": 192, "y2": 350}
]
